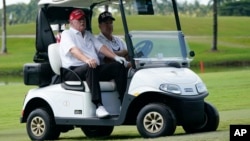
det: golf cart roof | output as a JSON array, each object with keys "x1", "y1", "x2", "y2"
[{"x1": 38, "y1": 0, "x2": 123, "y2": 7}]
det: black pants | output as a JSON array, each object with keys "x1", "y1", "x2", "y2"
[{"x1": 66, "y1": 62, "x2": 127, "y2": 106}]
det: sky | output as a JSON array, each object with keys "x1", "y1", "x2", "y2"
[
  {"x1": 187, "y1": 0, "x2": 209, "y2": 4},
  {"x1": 0, "y1": 0, "x2": 209, "y2": 8},
  {"x1": 0, "y1": 0, "x2": 30, "y2": 8}
]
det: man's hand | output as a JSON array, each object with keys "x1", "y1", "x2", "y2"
[
  {"x1": 86, "y1": 58, "x2": 97, "y2": 68},
  {"x1": 114, "y1": 56, "x2": 127, "y2": 67}
]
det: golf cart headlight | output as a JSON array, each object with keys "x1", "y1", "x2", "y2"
[
  {"x1": 196, "y1": 83, "x2": 207, "y2": 93},
  {"x1": 159, "y1": 84, "x2": 181, "y2": 94}
]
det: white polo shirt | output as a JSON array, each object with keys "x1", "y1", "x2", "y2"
[
  {"x1": 97, "y1": 33, "x2": 127, "y2": 64},
  {"x1": 60, "y1": 28, "x2": 103, "y2": 68}
]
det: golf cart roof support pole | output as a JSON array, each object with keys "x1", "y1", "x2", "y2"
[
  {"x1": 172, "y1": 0, "x2": 181, "y2": 31},
  {"x1": 119, "y1": 0, "x2": 135, "y2": 68}
]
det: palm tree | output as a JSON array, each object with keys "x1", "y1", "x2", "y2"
[
  {"x1": 211, "y1": 0, "x2": 218, "y2": 51},
  {"x1": 209, "y1": 0, "x2": 238, "y2": 51},
  {"x1": 1, "y1": 0, "x2": 7, "y2": 54}
]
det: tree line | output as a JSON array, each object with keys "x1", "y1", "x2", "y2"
[
  {"x1": 3, "y1": 0, "x2": 37, "y2": 25},
  {"x1": 0, "y1": 0, "x2": 249, "y2": 26}
]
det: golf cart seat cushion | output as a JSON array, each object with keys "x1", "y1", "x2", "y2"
[
  {"x1": 48, "y1": 43, "x2": 116, "y2": 92},
  {"x1": 48, "y1": 43, "x2": 61, "y2": 75}
]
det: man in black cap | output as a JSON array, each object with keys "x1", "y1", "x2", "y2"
[{"x1": 97, "y1": 11, "x2": 130, "y2": 67}]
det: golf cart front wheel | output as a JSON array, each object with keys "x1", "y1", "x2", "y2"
[
  {"x1": 26, "y1": 108, "x2": 60, "y2": 140},
  {"x1": 136, "y1": 103, "x2": 176, "y2": 138},
  {"x1": 182, "y1": 102, "x2": 219, "y2": 133}
]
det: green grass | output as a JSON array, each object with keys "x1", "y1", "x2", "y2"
[
  {"x1": 0, "y1": 84, "x2": 35, "y2": 130},
  {"x1": 3, "y1": 16, "x2": 250, "y2": 36},
  {"x1": 200, "y1": 70, "x2": 250, "y2": 111},
  {"x1": 5, "y1": 23, "x2": 36, "y2": 35},
  {"x1": 0, "y1": 38, "x2": 35, "y2": 74},
  {"x1": 188, "y1": 36, "x2": 250, "y2": 66}
]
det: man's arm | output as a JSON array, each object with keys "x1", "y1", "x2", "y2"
[
  {"x1": 70, "y1": 47, "x2": 98, "y2": 68},
  {"x1": 99, "y1": 45, "x2": 117, "y2": 59},
  {"x1": 100, "y1": 45, "x2": 127, "y2": 66},
  {"x1": 114, "y1": 50, "x2": 128, "y2": 58}
]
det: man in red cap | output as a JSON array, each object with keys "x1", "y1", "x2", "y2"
[{"x1": 60, "y1": 9, "x2": 127, "y2": 118}]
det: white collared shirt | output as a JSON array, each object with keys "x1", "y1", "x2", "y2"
[
  {"x1": 97, "y1": 33, "x2": 127, "y2": 64},
  {"x1": 60, "y1": 27, "x2": 103, "y2": 68}
]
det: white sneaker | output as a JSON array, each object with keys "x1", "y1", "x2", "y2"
[{"x1": 96, "y1": 106, "x2": 109, "y2": 118}]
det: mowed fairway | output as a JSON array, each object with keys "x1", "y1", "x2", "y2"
[{"x1": 0, "y1": 69, "x2": 250, "y2": 141}]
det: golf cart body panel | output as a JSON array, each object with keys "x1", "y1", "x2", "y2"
[
  {"x1": 128, "y1": 67, "x2": 202, "y2": 96},
  {"x1": 22, "y1": 84, "x2": 121, "y2": 118},
  {"x1": 21, "y1": 0, "x2": 219, "y2": 140}
]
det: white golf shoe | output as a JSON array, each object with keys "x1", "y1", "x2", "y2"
[{"x1": 96, "y1": 106, "x2": 110, "y2": 118}]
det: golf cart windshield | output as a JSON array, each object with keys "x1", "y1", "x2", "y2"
[
  {"x1": 118, "y1": 0, "x2": 193, "y2": 69},
  {"x1": 130, "y1": 31, "x2": 192, "y2": 68}
]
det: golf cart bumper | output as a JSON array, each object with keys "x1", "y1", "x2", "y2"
[
  {"x1": 166, "y1": 92, "x2": 208, "y2": 127},
  {"x1": 20, "y1": 117, "x2": 24, "y2": 123}
]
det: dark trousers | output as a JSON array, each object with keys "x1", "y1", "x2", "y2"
[{"x1": 66, "y1": 62, "x2": 127, "y2": 106}]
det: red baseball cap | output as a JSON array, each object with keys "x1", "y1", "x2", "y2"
[{"x1": 69, "y1": 9, "x2": 85, "y2": 21}]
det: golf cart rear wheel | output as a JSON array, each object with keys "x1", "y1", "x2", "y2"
[
  {"x1": 80, "y1": 126, "x2": 114, "y2": 138},
  {"x1": 183, "y1": 102, "x2": 219, "y2": 133},
  {"x1": 26, "y1": 108, "x2": 60, "y2": 140},
  {"x1": 136, "y1": 103, "x2": 176, "y2": 138}
]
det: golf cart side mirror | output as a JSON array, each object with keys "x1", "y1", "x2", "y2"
[{"x1": 189, "y1": 51, "x2": 195, "y2": 57}]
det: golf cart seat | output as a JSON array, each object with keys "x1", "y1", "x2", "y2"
[{"x1": 48, "y1": 43, "x2": 116, "y2": 92}]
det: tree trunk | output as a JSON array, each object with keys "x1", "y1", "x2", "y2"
[
  {"x1": 211, "y1": 0, "x2": 218, "y2": 51},
  {"x1": 105, "y1": 5, "x2": 109, "y2": 11},
  {"x1": 1, "y1": 0, "x2": 7, "y2": 54}
]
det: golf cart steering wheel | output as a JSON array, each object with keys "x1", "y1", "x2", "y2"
[{"x1": 134, "y1": 40, "x2": 153, "y2": 58}]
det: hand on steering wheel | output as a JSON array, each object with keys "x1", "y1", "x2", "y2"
[{"x1": 134, "y1": 40, "x2": 153, "y2": 58}]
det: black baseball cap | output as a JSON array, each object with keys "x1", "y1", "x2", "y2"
[{"x1": 98, "y1": 11, "x2": 115, "y2": 23}]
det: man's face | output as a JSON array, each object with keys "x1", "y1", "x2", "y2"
[
  {"x1": 71, "y1": 18, "x2": 86, "y2": 32},
  {"x1": 99, "y1": 19, "x2": 113, "y2": 36}
]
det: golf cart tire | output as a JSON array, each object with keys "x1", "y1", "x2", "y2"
[
  {"x1": 136, "y1": 103, "x2": 176, "y2": 138},
  {"x1": 80, "y1": 125, "x2": 114, "y2": 138},
  {"x1": 26, "y1": 108, "x2": 60, "y2": 140},
  {"x1": 183, "y1": 102, "x2": 219, "y2": 133}
]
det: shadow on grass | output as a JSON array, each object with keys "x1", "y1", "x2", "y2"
[
  {"x1": 58, "y1": 131, "x2": 206, "y2": 140},
  {"x1": 59, "y1": 134, "x2": 142, "y2": 140}
]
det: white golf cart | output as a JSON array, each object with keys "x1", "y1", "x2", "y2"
[{"x1": 21, "y1": 0, "x2": 219, "y2": 140}]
